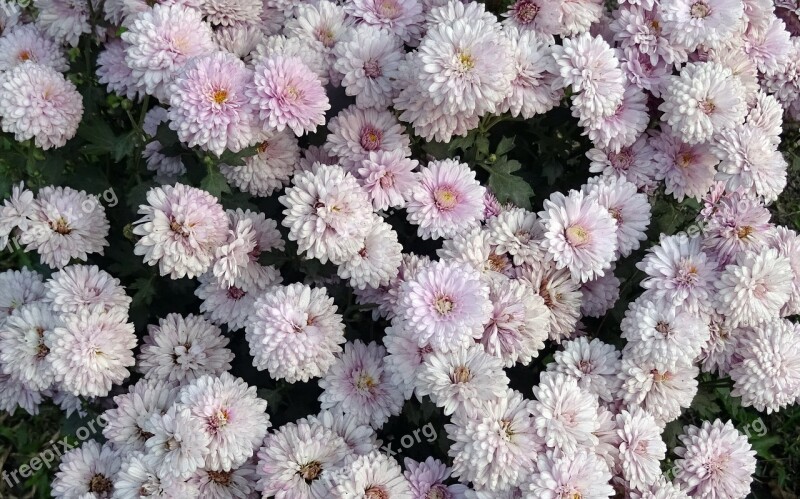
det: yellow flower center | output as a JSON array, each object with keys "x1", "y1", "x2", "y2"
[
  {"x1": 211, "y1": 89, "x2": 229, "y2": 105},
  {"x1": 566, "y1": 225, "x2": 590, "y2": 247}
]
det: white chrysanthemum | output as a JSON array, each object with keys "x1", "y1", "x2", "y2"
[
  {"x1": 659, "y1": 61, "x2": 747, "y2": 144},
  {"x1": 201, "y1": 0, "x2": 260, "y2": 26},
  {"x1": 486, "y1": 207, "x2": 545, "y2": 266},
  {"x1": 138, "y1": 313, "x2": 233, "y2": 385},
  {"x1": 500, "y1": 28, "x2": 563, "y2": 118},
  {"x1": 329, "y1": 451, "x2": 412, "y2": 498},
  {"x1": 523, "y1": 450, "x2": 614, "y2": 498},
  {"x1": 246, "y1": 283, "x2": 345, "y2": 383},
  {"x1": 220, "y1": 128, "x2": 300, "y2": 197},
  {"x1": 660, "y1": 0, "x2": 744, "y2": 51},
  {"x1": 517, "y1": 261, "x2": 583, "y2": 342},
  {"x1": 47, "y1": 308, "x2": 136, "y2": 397},
  {"x1": 102, "y1": 378, "x2": 180, "y2": 453},
  {"x1": 51, "y1": 440, "x2": 121, "y2": 499},
  {"x1": 188, "y1": 462, "x2": 258, "y2": 499},
  {"x1": 0, "y1": 24, "x2": 68, "y2": 72},
  {"x1": 252, "y1": 34, "x2": 329, "y2": 85},
  {"x1": 619, "y1": 354, "x2": 699, "y2": 427},
  {"x1": 279, "y1": 163, "x2": 374, "y2": 265},
  {"x1": 195, "y1": 274, "x2": 266, "y2": 332},
  {"x1": 730, "y1": 319, "x2": 800, "y2": 413},
  {"x1": 143, "y1": 404, "x2": 211, "y2": 479},
  {"x1": 338, "y1": 219, "x2": 402, "y2": 290},
  {"x1": 256, "y1": 420, "x2": 350, "y2": 498},
  {"x1": 715, "y1": 248, "x2": 793, "y2": 328},
  {"x1": 33, "y1": 0, "x2": 93, "y2": 47},
  {"x1": 383, "y1": 322, "x2": 433, "y2": 400},
  {"x1": 532, "y1": 371, "x2": 600, "y2": 455},
  {"x1": 115, "y1": 452, "x2": 200, "y2": 499},
  {"x1": 549, "y1": 336, "x2": 622, "y2": 403},
  {"x1": 283, "y1": 0, "x2": 353, "y2": 84},
  {"x1": 616, "y1": 408, "x2": 667, "y2": 491},
  {"x1": 0, "y1": 302, "x2": 58, "y2": 391},
  {"x1": 437, "y1": 227, "x2": 513, "y2": 279},
  {"x1": 45, "y1": 264, "x2": 131, "y2": 315},
  {"x1": 346, "y1": 0, "x2": 424, "y2": 44},
  {"x1": 584, "y1": 174, "x2": 651, "y2": 257},
  {"x1": 0, "y1": 268, "x2": 45, "y2": 323},
  {"x1": 305, "y1": 409, "x2": 380, "y2": 457},
  {"x1": 416, "y1": 343, "x2": 509, "y2": 417},
  {"x1": 179, "y1": 373, "x2": 271, "y2": 472}
]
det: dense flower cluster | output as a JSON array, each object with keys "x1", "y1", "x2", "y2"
[{"x1": 1, "y1": 0, "x2": 799, "y2": 497}]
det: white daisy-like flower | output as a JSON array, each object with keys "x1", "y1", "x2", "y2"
[
  {"x1": 329, "y1": 451, "x2": 412, "y2": 498},
  {"x1": 532, "y1": 371, "x2": 600, "y2": 455},
  {"x1": 143, "y1": 404, "x2": 211, "y2": 479},
  {"x1": 0, "y1": 302, "x2": 58, "y2": 391},
  {"x1": 51, "y1": 440, "x2": 121, "y2": 499},
  {"x1": 45, "y1": 264, "x2": 131, "y2": 315},
  {"x1": 338, "y1": 219, "x2": 403, "y2": 290},
  {"x1": 584, "y1": 174, "x2": 651, "y2": 258},
  {"x1": 616, "y1": 408, "x2": 667, "y2": 491},
  {"x1": 548, "y1": 336, "x2": 622, "y2": 403},
  {"x1": 486, "y1": 207, "x2": 545, "y2": 266},
  {"x1": 102, "y1": 378, "x2": 180, "y2": 453}
]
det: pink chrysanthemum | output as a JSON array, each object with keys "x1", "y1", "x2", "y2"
[
  {"x1": 248, "y1": 55, "x2": 330, "y2": 136},
  {"x1": 0, "y1": 24, "x2": 67, "y2": 73},
  {"x1": 194, "y1": 273, "x2": 265, "y2": 332},
  {"x1": 659, "y1": 61, "x2": 747, "y2": 144},
  {"x1": 47, "y1": 308, "x2": 136, "y2": 397},
  {"x1": 716, "y1": 248, "x2": 792, "y2": 328},
  {"x1": 730, "y1": 319, "x2": 800, "y2": 413},
  {"x1": 404, "y1": 457, "x2": 468, "y2": 499},
  {"x1": 620, "y1": 45, "x2": 672, "y2": 98},
  {"x1": 584, "y1": 174, "x2": 651, "y2": 257},
  {"x1": 532, "y1": 372, "x2": 600, "y2": 454},
  {"x1": 122, "y1": 4, "x2": 216, "y2": 101},
  {"x1": 611, "y1": 5, "x2": 688, "y2": 65},
  {"x1": 587, "y1": 136, "x2": 659, "y2": 192},
  {"x1": 318, "y1": 340, "x2": 404, "y2": 429},
  {"x1": 0, "y1": 302, "x2": 57, "y2": 391},
  {"x1": 357, "y1": 150, "x2": 418, "y2": 211},
  {"x1": 396, "y1": 259, "x2": 492, "y2": 353},
  {"x1": 138, "y1": 313, "x2": 233, "y2": 384},
  {"x1": 502, "y1": 0, "x2": 563, "y2": 36},
  {"x1": 51, "y1": 441, "x2": 121, "y2": 499},
  {"x1": 102, "y1": 378, "x2": 180, "y2": 453},
  {"x1": 383, "y1": 322, "x2": 433, "y2": 400},
  {"x1": 516, "y1": 261, "x2": 583, "y2": 342},
  {"x1": 201, "y1": 0, "x2": 260, "y2": 26},
  {"x1": 650, "y1": 125, "x2": 720, "y2": 202},
  {"x1": 346, "y1": 0, "x2": 424, "y2": 44},
  {"x1": 45, "y1": 264, "x2": 130, "y2": 315},
  {"x1": 279, "y1": 163, "x2": 374, "y2": 265},
  {"x1": 637, "y1": 233, "x2": 718, "y2": 315},
  {"x1": 324, "y1": 105, "x2": 411, "y2": 172},
  {"x1": 578, "y1": 84, "x2": 649, "y2": 153},
  {"x1": 0, "y1": 62, "x2": 83, "y2": 150},
  {"x1": 332, "y1": 23, "x2": 404, "y2": 109},
  {"x1": 616, "y1": 408, "x2": 666, "y2": 491},
  {"x1": 540, "y1": 189, "x2": 618, "y2": 283},
  {"x1": 523, "y1": 450, "x2": 613, "y2": 498},
  {"x1": 168, "y1": 51, "x2": 256, "y2": 157},
  {"x1": 338, "y1": 219, "x2": 403, "y2": 290},
  {"x1": 179, "y1": 373, "x2": 270, "y2": 472},
  {"x1": 33, "y1": 0, "x2": 92, "y2": 47},
  {"x1": 768, "y1": 226, "x2": 800, "y2": 316},
  {"x1": 188, "y1": 461, "x2": 259, "y2": 499},
  {"x1": 20, "y1": 186, "x2": 109, "y2": 269},
  {"x1": 133, "y1": 183, "x2": 229, "y2": 279},
  {"x1": 559, "y1": 0, "x2": 605, "y2": 35},
  {"x1": 500, "y1": 29, "x2": 563, "y2": 119},
  {"x1": 702, "y1": 192, "x2": 773, "y2": 267},
  {"x1": 245, "y1": 283, "x2": 345, "y2": 383},
  {"x1": 549, "y1": 336, "x2": 622, "y2": 403},
  {"x1": 405, "y1": 159, "x2": 486, "y2": 240},
  {"x1": 220, "y1": 128, "x2": 300, "y2": 197},
  {"x1": 674, "y1": 419, "x2": 757, "y2": 498},
  {"x1": 330, "y1": 451, "x2": 412, "y2": 498},
  {"x1": 660, "y1": 0, "x2": 743, "y2": 51},
  {"x1": 96, "y1": 38, "x2": 143, "y2": 102},
  {"x1": 619, "y1": 354, "x2": 699, "y2": 427}
]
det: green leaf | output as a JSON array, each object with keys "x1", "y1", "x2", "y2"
[
  {"x1": 495, "y1": 136, "x2": 516, "y2": 156},
  {"x1": 201, "y1": 164, "x2": 231, "y2": 198},
  {"x1": 113, "y1": 132, "x2": 137, "y2": 162},
  {"x1": 154, "y1": 123, "x2": 180, "y2": 148},
  {"x1": 751, "y1": 435, "x2": 781, "y2": 459},
  {"x1": 475, "y1": 135, "x2": 490, "y2": 158},
  {"x1": 218, "y1": 145, "x2": 259, "y2": 166},
  {"x1": 130, "y1": 276, "x2": 157, "y2": 308},
  {"x1": 485, "y1": 158, "x2": 534, "y2": 210},
  {"x1": 78, "y1": 119, "x2": 118, "y2": 156}
]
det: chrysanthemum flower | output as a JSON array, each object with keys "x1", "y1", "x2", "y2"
[
  {"x1": 516, "y1": 261, "x2": 583, "y2": 342},
  {"x1": 712, "y1": 124, "x2": 787, "y2": 202},
  {"x1": 133, "y1": 183, "x2": 229, "y2": 279},
  {"x1": 416, "y1": 343, "x2": 509, "y2": 417},
  {"x1": 673, "y1": 419, "x2": 757, "y2": 498},
  {"x1": 416, "y1": 18, "x2": 514, "y2": 116},
  {"x1": 540, "y1": 189, "x2": 618, "y2": 283},
  {"x1": 338, "y1": 219, "x2": 403, "y2": 290},
  {"x1": 0, "y1": 24, "x2": 67, "y2": 73},
  {"x1": 279, "y1": 163, "x2": 374, "y2": 264},
  {"x1": 396, "y1": 259, "x2": 492, "y2": 353},
  {"x1": 305, "y1": 409, "x2": 380, "y2": 457},
  {"x1": 580, "y1": 268, "x2": 621, "y2": 318},
  {"x1": 660, "y1": 0, "x2": 743, "y2": 51},
  {"x1": 220, "y1": 127, "x2": 300, "y2": 197},
  {"x1": 638, "y1": 234, "x2": 718, "y2": 315},
  {"x1": 47, "y1": 308, "x2": 136, "y2": 397},
  {"x1": 481, "y1": 276, "x2": 550, "y2": 367},
  {"x1": 213, "y1": 221, "x2": 259, "y2": 290},
  {"x1": 33, "y1": 0, "x2": 92, "y2": 47},
  {"x1": 256, "y1": 420, "x2": 350, "y2": 497},
  {"x1": 45, "y1": 264, "x2": 131, "y2": 315},
  {"x1": 51, "y1": 441, "x2": 120, "y2": 499},
  {"x1": 194, "y1": 273, "x2": 265, "y2": 332},
  {"x1": 332, "y1": 24, "x2": 404, "y2": 109},
  {"x1": 284, "y1": 0, "x2": 354, "y2": 84},
  {"x1": 559, "y1": 0, "x2": 604, "y2": 35},
  {"x1": 188, "y1": 461, "x2": 259, "y2": 499},
  {"x1": 611, "y1": 5, "x2": 688, "y2": 65},
  {"x1": 552, "y1": 33, "x2": 626, "y2": 119},
  {"x1": 744, "y1": 16, "x2": 792, "y2": 74},
  {"x1": 437, "y1": 227, "x2": 511, "y2": 279},
  {"x1": 446, "y1": 390, "x2": 541, "y2": 491},
  {"x1": 616, "y1": 408, "x2": 666, "y2": 492},
  {"x1": 253, "y1": 34, "x2": 328, "y2": 85},
  {"x1": 620, "y1": 45, "x2": 672, "y2": 98},
  {"x1": 716, "y1": 248, "x2": 792, "y2": 328},
  {"x1": 122, "y1": 4, "x2": 216, "y2": 101},
  {"x1": 502, "y1": 0, "x2": 563, "y2": 36},
  {"x1": 143, "y1": 405, "x2": 211, "y2": 479},
  {"x1": 325, "y1": 105, "x2": 411, "y2": 173},
  {"x1": 138, "y1": 313, "x2": 233, "y2": 384},
  {"x1": 659, "y1": 61, "x2": 747, "y2": 144},
  {"x1": 213, "y1": 22, "x2": 264, "y2": 60},
  {"x1": 584, "y1": 175, "x2": 650, "y2": 257},
  {"x1": 405, "y1": 159, "x2": 486, "y2": 240},
  {"x1": 619, "y1": 354, "x2": 699, "y2": 427},
  {"x1": 0, "y1": 372, "x2": 42, "y2": 415},
  {"x1": 201, "y1": 0, "x2": 260, "y2": 26},
  {"x1": 702, "y1": 190, "x2": 773, "y2": 262},
  {"x1": 115, "y1": 452, "x2": 199, "y2": 498},
  {"x1": 578, "y1": 83, "x2": 649, "y2": 153},
  {"x1": 102, "y1": 378, "x2": 180, "y2": 453},
  {"x1": 532, "y1": 371, "x2": 600, "y2": 454},
  {"x1": 168, "y1": 51, "x2": 255, "y2": 157},
  {"x1": 357, "y1": 150, "x2": 419, "y2": 211},
  {"x1": 0, "y1": 302, "x2": 57, "y2": 391},
  {"x1": 500, "y1": 29, "x2": 563, "y2": 119},
  {"x1": 96, "y1": 38, "x2": 143, "y2": 102},
  {"x1": 730, "y1": 319, "x2": 800, "y2": 413},
  {"x1": 523, "y1": 450, "x2": 614, "y2": 498},
  {"x1": 698, "y1": 313, "x2": 738, "y2": 376},
  {"x1": 383, "y1": 322, "x2": 433, "y2": 400},
  {"x1": 485, "y1": 206, "x2": 544, "y2": 266},
  {"x1": 587, "y1": 136, "x2": 659, "y2": 192},
  {"x1": 768, "y1": 226, "x2": 800, "y2": 316},
  {"x1": 347, "y1": 0, "x2": 424, "y2": 44},
  {"x1": 650, "y1": 125, "x2": 720, "y2": 202},
  {"x1": 217, "y1": 209, "x2": 283, "y2": 290},
  {"x1": 549, "y1": 336, "x2": 622, "y2": 403},
  {"x1": 330, "y1": 451, "x2": 412, "y2": 498},
  {"x1": 0, "y1": 62, "x2": 83, "y2": 150},
  {"x1": 179, "y1": 372, "x2": 270, "y2": 472},
  {"x1": 0, "y1": 268, "x2": 45, "y2": 324},
  {"x1": 404, "y1": 457, "x2": 468, "y2": 499},
  {"x1": 246, "y1": 283, "x2": 345, "y2": 383},
  {"x1": 0, "y1": 181, "x2": 34, "y2": 249},
  {"x1": 248, "y1": 55, "x2": 330, "y2": 136},
  {"x1": 318, "y1": 340, "x2": 404, "y2": 429}
]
